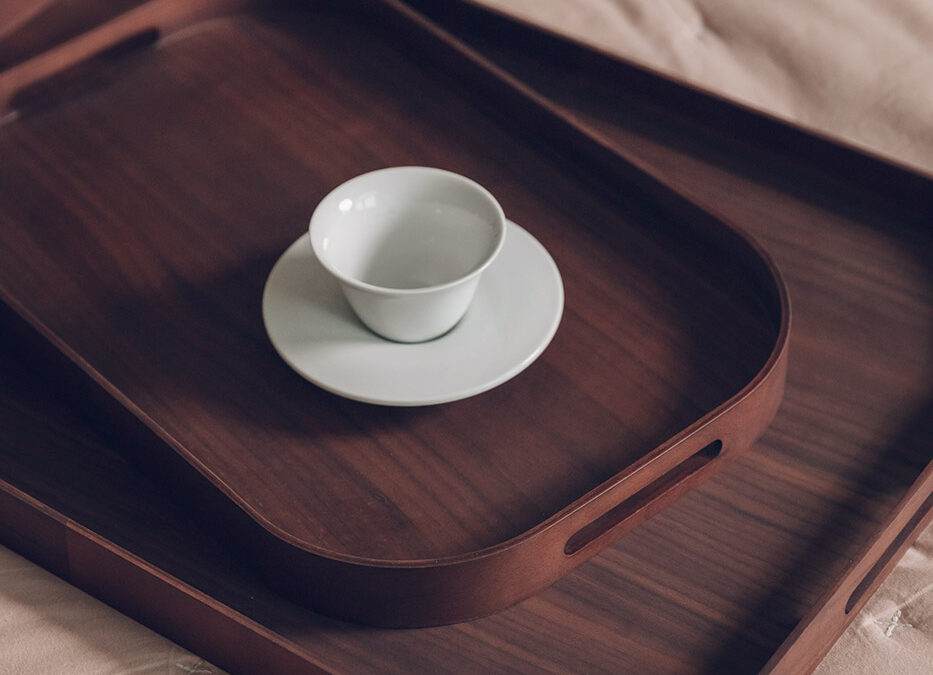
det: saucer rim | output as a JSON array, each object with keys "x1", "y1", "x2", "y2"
[{"x1": 262, "y1": 220, "x2": 564, "y2": 406}]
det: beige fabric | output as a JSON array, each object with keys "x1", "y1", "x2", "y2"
[
  {"x1": 815, "y1": 523, "x2": 933, "y2": 675},
  {"x1": 475, "y1": 0, "x2": 933, "y2": 175},
  {"x1": 0, "y1": 545, "x2": 224, "y2": 674}
]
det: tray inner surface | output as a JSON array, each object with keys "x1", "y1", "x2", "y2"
[
  {"x1": 0, "y1": 7, "x2": 775, "y2": 561},
  {"x1": 414, "y1": 4, "x2": 933, "y2": 666},
  {"x1": 1, "y1": 2, "x2": 930, "y2": 672}
]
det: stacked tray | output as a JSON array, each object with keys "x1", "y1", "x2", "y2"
[{"x1": 0, "y1": 0, "x2": 928, "y2": 672}]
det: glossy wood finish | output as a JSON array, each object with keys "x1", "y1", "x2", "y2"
[
  {"x1": 0, "y1": 0, "x2": 146, "y2": 71},
  {"x1": 410, "y1": 1, "x2": 933, "y2": 670},
  {"x1": 764, "y1": 465, "x2": 933, "y2": 674},
  {"x1": 1, "y1": 2, "x2": 929, "y2": 673},
  {"x1": 0, "y1": 316, "x2": 903, "y2": 675},
  {"x1": 0, "y1": 0, "x2": 788, "y2": 626}
]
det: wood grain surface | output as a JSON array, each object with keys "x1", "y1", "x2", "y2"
[
  {"x1": 0, "y1": 0, "x2": 144, "y2": 70},
  {"x1": 412, "y1": 1, "x2": 933, "y2": 669},
  {"x1": 0, "y1": 0, "x2": 787, "y2": 625},
  {"x1": 0, "y1": 0, "x2": 929, "y2": 672}
]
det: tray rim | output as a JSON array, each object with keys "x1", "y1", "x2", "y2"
[
  {"x1": 1, "y1": 443, "x2": 929, "y2": 674},
  {"x1": 0, "y1": 478, "x2": 328, "y2": 673},
  {"x1": 407, "y1": 1, "x2": 933, "y2": 668},
  {"x1": 0, "y1": 0, "x2": 791, "y2": 563},
  {"x1": 412, "y1": 0, "x2": 933, "y2": 210},
  {"x1": 0, "y1": 0, "x2": 791, "y2": 625},
  {"x1": 0, "y1": 0, "x2": 930, "y2": 665}
]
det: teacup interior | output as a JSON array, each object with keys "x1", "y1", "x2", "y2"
[{"x1": 313, "y1": 170, "x2": 503, "y2": 290}]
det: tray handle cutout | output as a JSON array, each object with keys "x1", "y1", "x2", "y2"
[
  {"x1": 8, "y1": 29, "x2": 160, "y2": 114},
  {"x1": 845, "y1": 491, "x2": 933, "y2": 614},
  {"x1": 565, "y1": 439, "x2": 723, "y2": 555},
  {"x1": 761, "y1": 463, "x2": 933, "y2": 674},
  {"x1": 0, "y1": 0, "x2": 254, "y2": 118}
]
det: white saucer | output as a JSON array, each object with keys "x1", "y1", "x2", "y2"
[{"x1": 262, "y1": 221, "x2": 563, "y2": 406}]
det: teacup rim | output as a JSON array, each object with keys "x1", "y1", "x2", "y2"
[{"x1": 309, "y1": 166, "x2": 507, "y2": 296}]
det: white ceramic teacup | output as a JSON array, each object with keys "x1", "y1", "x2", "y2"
[{"x1": 309, "y1": 167, "x2": 507, "y2": 342}]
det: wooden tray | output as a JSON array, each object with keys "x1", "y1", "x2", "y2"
[
  {"x1": 0, "y1": 1, "x2": 930, "y2": 673},
  {"x1": 0, "y1": 0, "x2": 788, "y2": 627},
  {"x1": 409, "y1": 1, "x2": 933, "y2": 670}
]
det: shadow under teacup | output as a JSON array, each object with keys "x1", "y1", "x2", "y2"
[{"x1": 309, "y1": 167, "x2": 507, "y2": 343}]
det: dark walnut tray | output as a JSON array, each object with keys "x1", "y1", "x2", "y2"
[
  {"x1": 412, "y1": 1, "x2": 933, "y2": 671},
  {"x1": 3, "y1": 1, "x2": 929, "y2": 673},
  {"x1": 0, "y1": 0, "x2": 787, "y2": 628}
]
